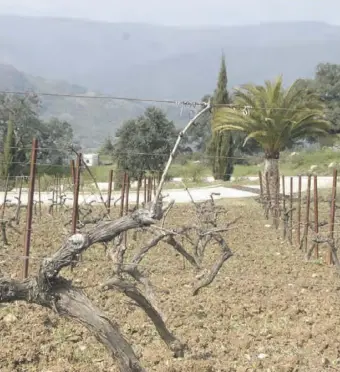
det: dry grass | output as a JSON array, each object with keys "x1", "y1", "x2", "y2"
[{"x1": 1, "y1": 198, "x2": 340, "y2": 371}]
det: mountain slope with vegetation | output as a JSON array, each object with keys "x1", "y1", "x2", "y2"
[
  {"x1": 0, "y1": 64, "x2": 190, "y2": 146},
  {"x1": 1, "y1": 16, "x2": 340, "y2": 145}
]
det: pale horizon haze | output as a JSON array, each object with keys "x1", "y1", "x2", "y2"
[{"x1": 0, "y1": 0, "x2": 339, "y2": 26}]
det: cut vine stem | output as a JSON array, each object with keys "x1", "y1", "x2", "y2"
[{"x1": 152, "y1": 101, "x2": 211, "y2": 215}]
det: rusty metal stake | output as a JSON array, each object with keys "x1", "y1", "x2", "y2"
[
  {"x1": 120, "y1": 172, "x2": 127, "y2": 217},
  {"x1": 313, "y1": 175, "x2": 319, "y2": 259},
  {"x1": 136, "y1": 174, "x2": 142, "y2": 208},
  {"x1": 0, "y1": 174, "x2": 10, "y2": 246},
  {"x1": 107, "y1": 169, "x2": 113, "y2": 215},
  {"x1": 148, "y1": 176, "x2": 152, "y2": 202},
  {"x1": 303, "y1": 175, "x2": 311, "y2": 252},
  {"x1": 289, "y1": 177, "x2": 293, "y2": 245},
  {"x1": 38, "y1": 176, "x2": 42, "y2": 219},
  {"x1": 22, "y1": 138, "x2": 38, "y2": 279},
  {"x1": 70, "y1": 159, "x2": 75, "y2": 185},
  {"x1": 71, "y1": 154, "x2": 81, "y2": 234},
  {"x1": 297, "y1": 175, "x2": 302, "y2": 245},
  {"x1": 15, "y1": 176, "x2": 23, "y2": 224},
  {"x1": 70, "y1": 154, "x2": 81, "y2": 271},
  {"x1": 143, "y1": 176, "x2": 147, "y2": 204},
  {"x1": 124, "y1": 174, "x2": 130, "y2": 215},
  {"x1": 328, "y1": 168, "x2": 337, "y2": 265}
]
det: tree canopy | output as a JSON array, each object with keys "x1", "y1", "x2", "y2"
[
  {"x1": 212, "y1": 75, "x2": 331, "y2": 199},
  {"x1": 0, "y1": 93, "x2": 74, "y2": 176},
  {"x1": 113, "y1": 107, "x2": 178, "y2": 178},
  {"x1": 313, "y1": 63, "x2": 340, "y2": 134},
  {"x1": 207, "y1": 54, "x2": 234, "y2": 181},
  {"x1": 185, "y1": 94, "x2": 211, "y2": 152},
  {"x1": 212, "y1": 76, "x2": 330, "y2": 159}
]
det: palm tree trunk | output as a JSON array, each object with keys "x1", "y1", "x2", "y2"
[{"x1": 262, "y1": 156, "x2": 280, "y2": 222}]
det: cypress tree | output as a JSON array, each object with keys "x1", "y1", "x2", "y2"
[
  {"x1": 1, "y1": 116, "x2": 15, "y2": 179},
  {"x1": 208, "y1": 54, "x2": 234, "y2": 181}
]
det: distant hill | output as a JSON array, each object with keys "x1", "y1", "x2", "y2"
[
  {"x1": 1, "y1": 16, "x2": 340, "y2": 145},
  {"x1": 0, "y1": 64, "x2": 190, "y2": 147},
  {"x1": 1, "y1": 16, "x2": 340, "y2": 99}
]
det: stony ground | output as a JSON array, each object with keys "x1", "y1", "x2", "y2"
[{"x1": 1, "y1": 199, "x2": 340, "y2": 371}]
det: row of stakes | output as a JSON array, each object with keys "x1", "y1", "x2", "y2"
[
  {"x1": 0, "y1": 139, "x2": 161, "y2": 279},
  {"x1": 258, "y1": 169, "x2": 338, "y2": 266},
  {"x1": 3, "y1": 139, "x2": 340, "y2": 279}
]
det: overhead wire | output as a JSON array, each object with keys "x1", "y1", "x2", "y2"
[
  {"x1": 0, "y1": 90, "x2": 205, "y2": 107},
  {"x1": 0, "y1": 144, "x2": 324, "y2": 161},
  {"x1": 0, "y1": 89, "x2": 337, "y2": 112}
]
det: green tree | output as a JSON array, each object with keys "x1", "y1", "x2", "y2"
[
  {"x1": 100, "y1": 136, "x2": 115, "y2": 156},
  {"x1": 313, "y1": 63, "x2": 340, "y2": 135},
  {"x1": 207, "y1": 55, "x2": 234, "y2": 181},
  {"x1": 212, "y1": 76, "x2": 330, "y2": 196},
  {"x1": 0, "y1": 116, "x2": 15, "y2": 179},
  {"x1": 114, "y1": 107, "x2": 177, "y2": 179},
  {"x1": 0, "y1": 93, "x2": 41, "y2": 176},
  {"x1": 186, "y1": 94, "x2": 212, "y2": 152},
  {"x1": 0, "y1": 94, "x2": 75, "y2": 176}
]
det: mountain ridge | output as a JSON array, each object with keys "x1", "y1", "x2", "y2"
[
  {"x1": 1, "y1": 15, "x2": 339, "y2": 96},
  {"x1": 1, "y1": 15, "x2": 340, "y2": 144},
  {"x1": 0, "y1": 63, "x2": 192, "y2": 147}
]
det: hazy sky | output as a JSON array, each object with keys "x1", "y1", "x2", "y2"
[{"x1": 0, "y1": 0, "x2": 339, "y2": 26}]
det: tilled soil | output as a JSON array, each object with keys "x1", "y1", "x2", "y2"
[{"x1": 1, "y1": 199, "x2": 340, "y2": 371}]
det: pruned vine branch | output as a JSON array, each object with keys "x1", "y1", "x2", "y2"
[{"x1": 0, "y1": 102, "x2": 236, "y2": 372}]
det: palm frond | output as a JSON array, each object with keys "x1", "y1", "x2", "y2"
[
  {"x1": 243, "y1": 130, "x2": 267, "y2": 146},
  {"x1": 210, "y1": 75, "x2": 331, "y2": 156}
]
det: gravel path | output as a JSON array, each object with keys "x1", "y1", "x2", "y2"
[{"x1": 1, "y1": 176, "x2": 334, "y2": 205}]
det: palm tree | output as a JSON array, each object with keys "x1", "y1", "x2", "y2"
[{"x1": 212, "y1": 76, "x2": 330, "y2": 198}]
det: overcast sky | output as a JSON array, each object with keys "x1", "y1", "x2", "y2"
[{"x1": 0, "y1": 0, "x2": 339, "y2": 26}]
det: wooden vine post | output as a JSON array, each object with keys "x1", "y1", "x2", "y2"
[
  {"x1": 70, "y1": 159, "x2": 76, "y2": 185},
  {"x1": 22, "y1": 138, "x2": 38, "y2": 279},
  {"x1": 302, "y1": 175, "x2": 311, "y2": 252},
  {"x1": 313, "y1": 175, "x2": 319, "y2": 258},
  {"x1": 289, "y1": 177, "x2": 293, "y2": 245},
  {"x1": 107, "y1": 169, "x2": 113, "y2": 215},
  {"x1": 0, "y1": 174, "x2": 10, "y2": 245},
  {"x1": 71, "y1": 153, "x2": 81, "y2": 234},
  {"x1": 297, "y1": 175, "x2": 302, "y2": 245},
  {"x1": 328, "y1": 168, "x2": 337, "y2": 265},
  {"x1": 119, "y1": 172, "x2": 127, "y2": 218}
]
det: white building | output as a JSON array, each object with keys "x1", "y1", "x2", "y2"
[{"x1": 83, "y1": 153, "x2": 99, "y2": 167}]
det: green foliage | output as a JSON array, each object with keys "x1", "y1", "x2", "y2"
[
  {"x1": 38, "y1": 117, "x2": 75, "y2": 165},
  {"x1": 0, "y1": 117, "x2": 15, "y2": 178},
  {"x1": 185, "y1": 94, "x2": 212, "y2": 152},
  {"x1": 168, "y1": 161, "x2": 210, "y2": 182},
  {"x1": 214, "y1": 55, "x2": 230, "y2": 104},
  {"x1": 207, "y1": 131, "x2": 234, "y2": 180},
  {"x1": 82, "y1": 165, "x2": 114, "y2": 183},
  {"x1": 37, "y1": 165, "x2": 71, "y2": 177},
  {"x1": 113, "y1": 107, "x2": 177, "y2": 179},
  {"x1": 0, "y1": 93, "x2": 75, "y2": 177},
  {"x1": 233, "y1": 147, "x2": 340, "y2": 177},
  {"x1": 213, "y1": 76, "x2": 331, "y2": 159},
  {"x1": 208, "y1": 54, "x2": 234, "y2": 181},
  {"x1": 100, "y1": 136, "x2": 114, "y2": 156},
  {"x1": 183, "y1": 162, "x2": 207, "y2": 182},
  {"x1": 313, "y1": 63, "x2": 340, "y2": 133}
]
